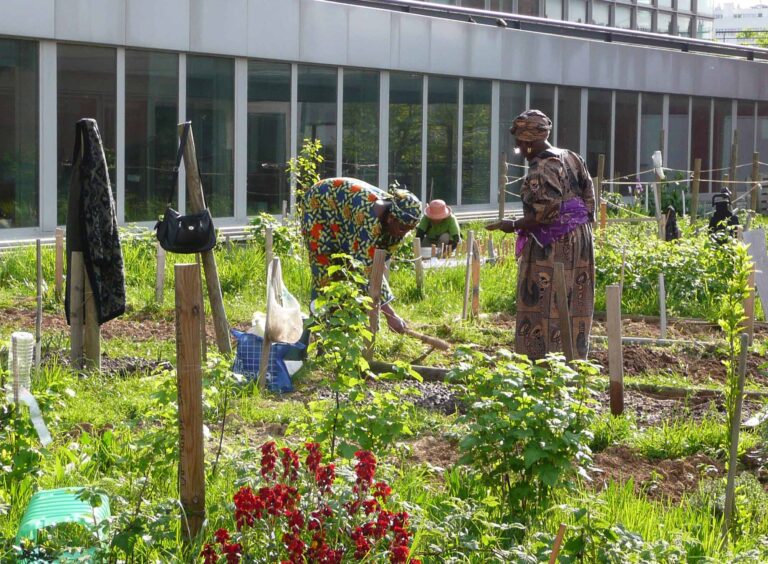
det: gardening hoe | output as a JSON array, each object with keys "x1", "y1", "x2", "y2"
[{"x1": 403, "y1": 327, "x2": 450, "y2": 351}]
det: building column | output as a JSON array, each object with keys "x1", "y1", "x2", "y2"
[
  {"x1": 116, "y1": 48, "x2": 126, "y2": 224},
  {"x1": 39, "y1": 40, "x2": 57, "y2": 233},
  {"x1": 456, "y1": 78, "x2": 464, "y2": 206},
  {"x1": 178, "y1": 53, "x2": 187, "y2": 214},
  {"x1": 378, "y1": 71, "x2": 390, "y2": 190},
  {"x1": 490, "y1": 80, "x2": 500, "y2": 206},
  {"x1": 421, "y1": 75, "x2": 428, "y2": 203},
  {"x1": 290, "y1": 63, "x2": 298, "y2": 214},
  {"x1": 336, "y1": 67, "x2": 343, "y2": 178},
  {"x1": 234, "y1": 57, "x2": 248, "y2": 222}
]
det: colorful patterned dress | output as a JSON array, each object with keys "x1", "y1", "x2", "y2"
[
  {"x1": 515, "y1": 148, "x2": 595, "y2": 360},
  {"x1": 300, "y1": 178, "x2": 401, "y2": 303}
]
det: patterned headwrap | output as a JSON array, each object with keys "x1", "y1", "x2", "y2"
[
  {"x1": 387, "y1": 188, "x2": 422, "y2": 227},
  {"x1": 510, "y1": 109, "x2": 552, "y2": 142}
]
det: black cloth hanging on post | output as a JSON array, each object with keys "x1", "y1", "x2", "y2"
[
  {"x1": 664, "y1": 206, "x2": 680, "y2": 241},
  {"x1": 65, "y1": 118, "x2": 126, "y2": 325}
]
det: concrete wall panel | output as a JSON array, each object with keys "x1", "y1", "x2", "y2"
[
  {"x1": 0, "y1": 0, "x2": 54, "y2": 39},
  {"x1": 347, "y1": 7, "x2": 391, "y2": 69},
  {"x1": 299, "y1": 0, "x2": 349, "y2": 66},
  {"x1": 55, "y1": 0, "x2": 125, "y2": 44},
  {"x1": 390, "y1": 14, "x2": 431, "y2": 72},
  {"x1": 190, "y1": 0, "x2": 248, "y2": 55},
  {"x1": 126, "y1": 0, "x2": 190, "y2": 51},
  {"x1": 429, "y1": 19, "x2": 469, "y2": 76},
  {"x1": 248, "y1": 0, "x2": 300, "y2": 61}
]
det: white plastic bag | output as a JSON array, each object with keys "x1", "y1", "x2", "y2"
[{"x1": 264, "y1": 259, "x2": 303, "y2": 344}]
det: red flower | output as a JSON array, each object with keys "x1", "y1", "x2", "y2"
[
  {"x1": 362, "y1": 498, "x2": 380, "y2": 515},
  {"x1": 283, "y1": 531, "x2": 306, "y2": 563},
  {"x1": 389, "y1": 545, "x2": 410, "y2": 563},
  {"x1": 260, "y1": 441, "x2": 278, "y2": 480},
  {"x1": 214, "y1": 528, "x2": 230, "y2": 545},
  {"x1": 233, "y1": 486, "x2": 264, "y2": 529},
  {"x1": 286, "y1": 509, "x2": 305, "y2": 533},
  {"x1": 351, "y1": 527, "x2": 372, "y2": 559},
  {"x1": 373, "y1": 481, "x2": 392, "y2": 502},
  {"x1": 280, "y1": 447, "x2": 300, "y2": 481},
  {"x1": 221, "y1": 542, "x2": 242, "y2": 564},
  {"x1": 201, "y1": 543, "x2": 218, "y2": 564},
  {"x1": 315, "y1": 463, "x2": 335, "y2": 494},
  {"x1": 354, "y1": 451, "x2": 377, "y2": 493},
  {"x1": 306, "y1": 442, "x2": 322, "y2": 473}
]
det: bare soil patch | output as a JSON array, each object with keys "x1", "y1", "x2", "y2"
[{"x1": 409, "y1": 435, "x2": 460, "y2": 470}]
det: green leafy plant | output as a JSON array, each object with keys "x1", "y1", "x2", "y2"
[{"x1": 287, "y1": 138, "x2": 324, "y2": 213}]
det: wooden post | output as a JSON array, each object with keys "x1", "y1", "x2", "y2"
[
  {"x1": 175, "y1": 263, "x2": 206, "y2": 542},
  {"x1": 723, "y1": 333, "x2": 748, "y2": 543},
  {"x1": 606, "y1": 284, "x2": 624, "y2": 415},
  {"x1": 429, "y1": 177, "x2": 434, "y2": 202},
  {"x1": 498, "y1": 152, "x2": 506, "y2": 220},
  {"x1": 365, "y1": 249, "x2": 387, "y2": 361},
  {"x1": 83, "y1": 266, "x2": 101, "y2": 371},
  {"x1": 224, "y1": 234, "x2": 231, "y2": 250},
  {"x1": 752, "y1": 152, "x2": 760, "y2": 213},
  {"x1": 265, "y1": 227, "x2": 273, "y2": 277},
  {"x1": 487, "y1": 236, "x2": 496, "y2": 264},
  {"x1": 35, "y1": 240, "x2": 42, "y2": 370},
  {"x1": 471, "y1": 239, "x2": 481, "y2": 318},
  {"x1": 258, "y1": 258, "x2": 278, "y2": 390},
  {"x1": 619, "y1": 247, "x2": 627, "y2": 292},
  {"x1": 178, "y1": 122, "x2": 231, "y2": 354},
  {"x1": 281, "y1": 199, "x2": 288, "y2": 223},
  {"x1": 462, "y1": 230, "x2": 475, "y2": 321},
  {"x1": 155, "y1": 242, "x2": 166, "y2": 305},
  {"x1": 599, "y1": 201, "x2": 608, "y2": 230},
  {"x1": 658, "y1": 273, "x2": 667, "y2": 340},
  {"x1": 69, "y1": 251, "x2": 85, "y2": 369},
  {"x1": 54, "y1": 227, "x2": 64, "y2": 299},
  {"x1": 431, "y1": 244, "x2": 436, "y2": 258},
  {"x1": 412, "y1": 238, "x2": 424, "y2": 292},
  {"x1": 691, "y1": 158, "x2": 702, "y2": 221},
  {"x1": 729, "y1": 129, "x2": 738, "y2": 191},
  {"x1": 596, "y1": 153, "x2": 605, "y2": 201},
  {"x1": 653, "y1": 180, "x2": 664, "y2": 240},
  {"x1": 745, "y1": 267, "x2": 756, "y2": 346},
  {"x1": 553, "y1": 262, "x2": 575, "y2": 362},
  {"x1": 196, "y1": 254, "x2": 207, "y2": 363},
  {"x1": 548, "y1": 524, "x2": 567, "y2": 564}
]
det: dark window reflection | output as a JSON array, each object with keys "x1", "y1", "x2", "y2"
[
  {"x1": 298, "y1": 65, "x2": 337, "y2": 180},
  {"x1": 427, "y1": 76, "x2": 458, "y2": 205},
  {"x1": 343, "y1": 70, "x2": 379, "y2": 185},
  {"x1": 389, "y1": 72, "x2": 422, "y2": 196}
]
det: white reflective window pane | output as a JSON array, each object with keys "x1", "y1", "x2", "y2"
[
  {"x1": 298, "y1": 65, "x2": 337, "y2": 180},
  {"x1": 637, "y1": 9, "x2": 653, "y2": 31},
  {"x1": 657, "y1": 12, "x2": 673, "y2": 34},
  {"x1": 591, "y1": 2, "x2": 610, "y2": 26},
  {"x1": 568, "y1": 0, "x2": 587, "y2": 22},
  {"x1": 545, "y1": 0, "x2": 562, "y2": 19},
  {"x1": 343, "y1": 70, "x2": 379, "y2": 185},
  {"x1": 389, "y1": 72, "x2": 422, "y2": 196},
  {"x1": 614, "y1": 6, "x2": 632, "y2": 29}
]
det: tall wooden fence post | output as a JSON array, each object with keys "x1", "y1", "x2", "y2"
[
  {"x1": 412, "y1": 238, "x2": 424, "y2": 292},
  {"x1": 553, "y1": 262, "x2": 575, "y2": 362},
  {"x1": 752, "y1": 152, "x2": 760, "y2": 213},
  {"x1": 175, "y1": 263, "x2": 206, "y2": 542},
  {"x1": 498, "y1": 152, "x2": 506, "y2": 220},
  {"x1": 462, "y1": 230, "x2": 475, "y2": 321},
  {"x1": 69, "y1": 251, "x2": 85, "y2": 369},
  {"x1": 471, "y1": 239, "x2": 481, "y2": 318},
  {"x1": 178, "y1": 122, "x2": 231, "y2": 354},
  {"x1": 596, "y1": 153, "x2": 605, "y2": 202},
  {"x1": 606, "y1": 284, "x2": 624, "y2": 415},
  {"x1": 658, "y1": 273, "x2": 667, "y2": 340},
  {"x1": 366, "y1": 250, "x2": 387, "y2": 362},
  {"x1": 258, "y1": 258, "x2": 278, "y2": 390},
  {"x1": 55, "y1": 227, "x2": 64, "y2": 300},
  {"x1": 155, "y1": 242, "x2": 166, "y2": 305},
  {"x1": 83, "y1": 267, "x2": 101, "y2": 371},
  {"x1": 265, "y1": 227, "x2": 273, "y2": 277},
  {"x1": 729, "y1": 130, "x2": 738, "y2": 192},
  {"x1": 691, "y1": 158, "x2": 702, "y2": 221}
]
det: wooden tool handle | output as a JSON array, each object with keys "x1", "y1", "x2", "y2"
[{"x1": 404, "y1": 328, "x2": 450, "y2": 351}]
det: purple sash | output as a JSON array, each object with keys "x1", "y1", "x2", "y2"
[{"x1": 515, "y1": 198, "x2": 590, "y2": 257}]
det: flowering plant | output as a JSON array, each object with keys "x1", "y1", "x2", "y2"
[{"x1": 201, "y1": 442, "x2": 420, "y2": 563}]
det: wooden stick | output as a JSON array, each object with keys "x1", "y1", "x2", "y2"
[
  {"x1": 596, "y1": 153, "x2": 605, "y2": 201},
  {"x1": 412, "y1": 238, "x2": 424, "y2": 292},
  {"x1": 653, "y1": 182, "x2": 663, "y2": 240},
  {"x1": 471, "y1": 239, "x2": 480, "y2": 318},
  {"x1": 265, "y1": 226, "x2": 273, "y2": 277},
  {"x1": 606, "y1": 284, "x2": 624, "y2": 415},
  {"x1": 619, "y1": 247, "x2": 627, "y2": 292},
  {"x1": 55, "y1": 227, "x2": 64, "y2": 299},
  {"x1": 155, "y1": 242, "x2": 166, "y2": 305},
  {"x1": 462, "y1": 230, "x2": 475, "y2": 321},
  {"x1": 403, "y1": 328, "x2": 450, "y2": 351},
  {"x1": 548, "y1": 523, "x2": 567, "y2": 564},
  {"x1": 175, "y1": 263, "x2": 206, "y2": 542},
  {"x1": 752, "y1": 151, "x2": 760, "y2": 213},
  {"x1": 599, "y1": 201, "x2": 607, "y2": 230},
  {"x1": 487, "y1": 236, "x2": 496, "y2": 264},
  {"x1": 69, "y1": 251, "x2": 85, "y2": 370},
  {"x1": 258, "y1": 258, "x2": 279, "y2": 390},
  {"x1": 179, "y1": 122, "x2": 231, "y2": 354},
  {"x1": 83, "y1": 263, "x2": 101, "y2": 371},
  {"x1": 196, "y1": 253, "x2": 207, "y2": 363},
  {"x1": 35, "y1": 239, "x2": 42, "y2": 371},
  {"x1": 431, "y1": 244, "x2": 436, "y2": 258},
  {"x1": 691, "y1": 158, "x2": 701, "y2": 221},
  {"x1": 659, "y1": 273, "x2": 667, "y2": 340},
  {"x1": 498, "y1": 151, "x2": 506, "y2": 220},
  {"x1": 281, "y1": 199, "x2": 288, "y2": 224},
  {"x1": 723, "y1": 333, "x2": 748, "y2": 543},
  {"x1": 366, "y1": 249, "x2": 387, "y2": 362},
  {"x1": 745, "y1": 267, "x2": 756, "y2": 346},
  {"x1": 729, "y1": 129, "x2": 738, "y2": 192},
  {"x1": 553, "y1": 262, "x2": 575, "y2": 362}
]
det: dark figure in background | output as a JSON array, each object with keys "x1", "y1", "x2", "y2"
[
  {"x1": 664, "y1": 206, "x2": 681, "y2": 241},
  {"x1": 708, "y1": 188, "x2": 739, "y2": 240}
]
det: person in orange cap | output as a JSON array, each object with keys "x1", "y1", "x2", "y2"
[{"x1": 415, "y1": 199, "x2": 461, "y2": 251}]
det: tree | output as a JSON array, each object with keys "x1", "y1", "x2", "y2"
[{"x1": 737, "y1": 29, "x2": 768, "y2": 47}]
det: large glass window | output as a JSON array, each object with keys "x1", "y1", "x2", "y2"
[
  {"x1": 247, "y1": 61, "x2": 291, "y2": 215},
  {"x1": 568, "y1": 0, "x2": 587, "y2": 22},
  {"x1": 657, "y1": 12, "x2": 673, "y2": 34},
  {"x1": 557, "y1": 86, "x2": 581, "y2": 152},
  {"x1": 637, "y1": 9, "x2": 653, "y2": 31},
  {"x1": 125, "y1": 50, "x2": 178, "y2": 223},
  {"x1": 736, "y1": 101, "x2": 756, "y2": 182},
  {"x1": 462, "y1": 79, "x2": 491, "y2": 205},
  {"x1": 489, "y1": 0, "x2": 515, "y2": 11},
  {"x1": 690, "y1": 97, "x2": 711, "y2": 191},
  {"x1": 187, "y1": 55, "x2": 234, "y2": 217},
  {"x1": 0, "y1": 39, "x2": 38, "y2": 228},
  {"x1": 427, "y1": 76, "x2": 458, "y2": 204},
  {"x1": 615, "y1": 5, "x2": 632, "y2": 29},
  {"x1": 712, "y1": 98, "x2": 732, "y2": 186},
  {"x1": 758, "y1": 103, "x2": 768, "y2": 181},
  {"x1": 57, "y1": 45, "x2": 116, "y2": 225},
  {"x1": 499, "y1": 82, "x2": 526, "y2": 201},
  {"x1": 658, "y1": 0, "x2": 672, "y2": 9},
  {"x1": 697, "y1": 19, "x2": 714, "y2": 39},
  {"x1": 298, "y1": 65, "x2": 337, "y2": 180},
  {"x1": 591, "y1": 2, "x2": 610, "y2": 25},
  {"x1": 529, "y1": 85, "x2": 555, "y2": 123},
  {"x1": 678, "y1": 0, "x2": 692, "y2": 11},
  {"x1": 697, "y1": 0, "x2": 714, "y2": 16},
  {"x1": 614, "y1": 91, "x2": 638, "y2": 189},
  {"x1": 518, "y1": 0, "x2": 540, "y2": 16},
  {"x1": 640, "y1": 93, "x2": 663, "y2": 181},
  {"x1": 668, "y1": 95, "x2": 690, "y2": 174},
  {"x1": 586, "y1": 89, "x2": 611, "y2": 177},
  {"x1": 389, "y1": 72, "x2": 422, "y2": 196},
  {"x1": 545, "y1": 0, "x2": 562, "y2": 19},
  {"x1": 678, "y1": 15, "x2": 692, "y2": 37},
  {"x1": 342, "y1": 69, "x2": 379, "y2": 185}
]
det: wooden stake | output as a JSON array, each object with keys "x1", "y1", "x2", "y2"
[
  {"x1": 653, "y1": 182, "x2": 663, "y2": 240},
  {"x1": 431, "y1": 244, "x2": 436, "y2": 258},
  {"x1": 752, "y1": 152, "x2": 760, "y2": 213},
  {"x1": 412, "y1": 238, "x2": 424, "y2": 292},
  {"x1": 487, "y1": 236, "x2": 496, "y2": 264},
  {"x1": 723, "y1": 333, "x2": 748, "y2": 543},
  {"x1": 619, "y1": 247, "x2": 627, "y2": 292},
  {"x1": 729, "y1": 129, "x2": 738, "y2": 191},
  {"x1": 596, "y1": 153, "x2": 605, "y2": 201},
  {"x1": 691, "y1": 158, "x2": 702, "y2": 221},
  {"x1": 548, "y1": 523, "x2": 567, "y2": 564},
  {"x1": 553, "y1": 262, "x2": 575, "y2": 362},
  {"x1": 658, "y1": 273, "x2": 667, "y2": 340},
  {"x1": 83, "y1": 265, "x2": 101, "y2": 371},
  {"x1": 498, "y1": 152, "x2": 506, "y2": 220},
  {"x1": 155, "y1": 242, "x2": 166, "y2": 305},
  {"x1": 366, "y1": 249, "x2": 387, "y2": 361},
  {"x1": 745, "y1": 267, "x2": 756, "y2": 346},
  {"x1": 69, "y1": 251, "x2": 85, "y2": 370},
  {"x1": 175, "y1": 263, "x2": 206, "y2": 542},
  {"x1": 35, "y1": 240, "x2": 42, "y2": 370},
  {"x1": 54, "y1": 227, "x2": 64, "y2": 299},
  {"x1": 281, "y1": 199, "x2": 288, "y2": 223},
  {"x1": 258, "y1": 258, "x2": 278, "y2": 390},
  {"x1": 606, "y1": 284, "x2": 624, "y2": 416},
  {"x1": 462, "y1": 230, "x2": 475, "y2": 320},
  {"x1": 265, "y1": 227, "x2": 273, "y2": 277},
  {"x1": 196, "y1": 253, "x2": 207, "y2": 363},
  {"x1": 599, "y1": 201, "x2": 608, "y2": 231},
  {"x1": 471, "y1": 239, "x2": 481, "y2": 318},
  {"x1": 178, "y1": 122, "x2": 231, "y2": 354}
]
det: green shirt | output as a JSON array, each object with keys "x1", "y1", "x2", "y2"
[{"x1": 415, "y1": 214, "x2": 461, "y2": 242}]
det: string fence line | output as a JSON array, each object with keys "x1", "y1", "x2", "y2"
[{"x1": 602, "y1": 199, "x2": 653, "y2": 218}]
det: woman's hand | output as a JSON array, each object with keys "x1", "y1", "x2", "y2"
[
  {"x1": 381, "y1": 303, "x2": 407, "y2": 334},
  {"x1": 486, "y1": 219, "x2": 516, "y2": 232}
]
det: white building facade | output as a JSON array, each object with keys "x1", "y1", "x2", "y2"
[
  {"x1": 0, "y1": 0, "x2": 767, "y2": 240},
  {"x1": 715, "y1": 3, "x2": 768, "y2": 44}
]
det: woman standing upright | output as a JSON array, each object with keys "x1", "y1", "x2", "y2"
[{"x1": 487, "y1": 110, "x2": 595, "y2": 360}]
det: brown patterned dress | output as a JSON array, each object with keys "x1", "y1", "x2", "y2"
[{"x1": 515, "y1": 147, "x2": 595, "y2": 360}]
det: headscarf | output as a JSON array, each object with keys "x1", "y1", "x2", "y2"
[
  {"x1": 387, "y1": 188, "x2": 422, "y2": 227},
  {"x1": 510, "y1": 109, "x2": 552, "y2": 142}
]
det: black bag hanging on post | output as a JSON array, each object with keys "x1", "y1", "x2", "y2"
[{"x1": 155, "y1": 123, "x2": 217, "y2": 253}]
